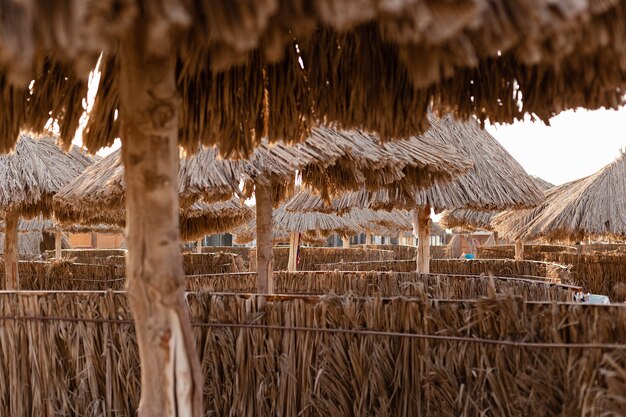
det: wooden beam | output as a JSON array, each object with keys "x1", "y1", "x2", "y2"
[
  {"x1": 287, "y1": 232, "x2": 300, "y2": 271},
  {"x1": 4, "y1": 209, "x2": 18, "y2": 290},
  {"x1": 415, "y1": 206, "x2": 431, "y2": 273},
  {"x1": 119, "y1": 26, "x2": 202, "y2": 417},
  {"x1": 515, "y1": 240, "x2": 524, "y2": 260},
  {"x1": 55, "y1": 227, "x2": 62, "y2": 259},
  {"x1": 255, "y1": 182, "x2": 273, "y2": 293}
]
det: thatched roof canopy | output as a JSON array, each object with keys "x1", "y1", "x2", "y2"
[
  {"x1": 0, "y1": 216, "x2": 123, "y2": 235},
  {"x1": 179, "y1": 198, "x2": 254, "y2": 241},
  {"x1": 1, "y1": 3, "x2": 625, "y2": 157},
  {"x1": 233, "y1": 205, "x2": 359, "y2": 245},
  {"x1": 494, "y1": 152, "x2": 626, "y2": 242},
  {"x1": 440, "y1": 175, "x2": 554, "y2": 232},
  {"x1": 342, "y1": 208, "x2": 413, "y2": 233},
  {"x1": 240, "y1": 126, "x2": 472, "y2": 206},
  {"x1": 0, "y1": 134, "x2": 93, "y2": 218},
  {"x1": 54, "y1": 148, "x2": 246, "y2": 224},
  {"x1": 440, "y1": 209, "x2": 497, "y2": 232},
  {"x1": 286, "y1": 115, "x2": 543, "y2": 214}
]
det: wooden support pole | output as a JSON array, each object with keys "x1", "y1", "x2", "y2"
[
  {"x1": 515, "y1": 240, "x2": 524, "y2": 260},
  {"x1": 196, "y1": 237, "x2": 203, "y2": 254},
  {"x1": 256, "y1": 182, "x2": 273, "y2": 293},
  {"x1": 414, "y1": 206, "x2": 431, "y2": 273},
  {"x1": 493, "y1": 231, "x2": 499, "y2": 245},
  {"x1": 119, "y1": 27, "x2": 202, "y2": 417},
  {"x1": 91, "y1": 232, "x2": 98, "y2": 248},
  {"x1": 287, "y1": 232, "x2": 300, "y2": 271},
  {"x1": 4, "y1": 209, "x2": 18, "y2": 290},
  {"x1": 342, "y1": 236, "x2": 350, "y2": 248},
  {"x1": 55, "y1": 227, "x2": 62, "y2": 259},
  {"x1": 365, "y1": 229, "x2": 371, "y2": 246}
]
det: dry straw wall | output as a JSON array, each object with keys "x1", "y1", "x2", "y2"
[
  {"x1": 0, "y1": 291, "x2": 624, "y2": 416},
  {"x1": 543, "y1": 253, "x2": 626, "y2": 302},
  {"x1": 249, "y1": 247, "x2": 395, "y2": 271},
  {"x1": 319, "y1": 259, "x2": 571, "y2": 282}
]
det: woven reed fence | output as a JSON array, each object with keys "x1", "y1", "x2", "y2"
[
  {"x1": 0, "y1": 291, "x2": 624, "y2": 416},
  {"x1": 249, "y1": 247, "x2": 395, "y2": 271},
  {"x1": 430, "y1": 245, "x2": 447, "y2": 259},
  {"x1": 543, "y1": 253, "x2": 626, "y2": 302},
  {"x1": 0, "y1": 253, "x2": 246, "y2": 290},
  {"x1": 44, "y1": 248, "x2": 127, "y2": 262},
  {"x1": 185, "y1": 271, "x2": 576, "y2": 301},
  {"x1": 201, "y1": 245, "x2": 251, "y2": 264},
  {"x1": 319, "y1": 259, "x2": 571, "y2": 282},
  {"x1": 353, "y1": 244, "x2": 417, "y2": 260},
  {"x1": 4, "y1": 266, "x2": 576, "y2": 301},
  {"x1": 476, "y1": 244, "x2": 578, "y2": 260}
]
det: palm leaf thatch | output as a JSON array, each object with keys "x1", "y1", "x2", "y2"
[
  {"x1": 0, "y1": 232, "x2": 43, "y2": 257},
  {"x1": 440, "y1": 209, "x2": 497, "y2": 232},
  {"x1": 286, "y1": 115, "x2": 543, "y2": 214},
  {"x1": 440, "y1": 176, "x2": 554, "y2": 232},
  {"x1": 179, "y1": 198, "x2": 254, "y2": 241},
  {"x1": 494, "y1": 152, "x2": 626, "y2": 242},
  {"x1": 0, "y1": 134, "x2": 93, "y2": 218},
  {"x1": 0, "y1": 216, "x2": 122, "y2": 235},
  {"x1": 233, "y1": 205, "x2": 359, "y2": 245},
  {"x1": 1, "y1": 3, "x2": 626, "y2": 156},
  {"x1": 54, "y1": 148, "x2": 245, "y2": 225}
]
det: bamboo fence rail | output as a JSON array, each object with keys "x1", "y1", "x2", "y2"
[{"x1": 0, "y1": 291, "x2": 623, "y2": 416}]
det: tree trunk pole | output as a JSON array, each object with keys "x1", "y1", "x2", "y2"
[
  {"x1": 287, "y1": 232, "x2": 300, "y2": 271},
  {"x1": 342, "y1": 236, "x2": 350, "y2": 248},
  {"x1": 4, "y1": 210, "x2": 18, "y2": 290},
  {"x1": 365, "y1": 229, "x2": 371, "y2": 247},
  {"x1": 55, "y1": 227, "x2": 62, "y2": 258},
  {"x1": 119, "y1": 27, "x2": 203, "y2": 417},
  {"x1": 91, "y1": 232, "x2": 98, "y2": 248},
  {"x1": 196, "y1": 237, "x2": 203, "y2": 254},
  {"x1": 415, "y1": 206, "x2": 431, "y2": 273},
  {"x1": 256, "y1": 182, "x2": 273, "y2": 293},
  {"x1": 515, "y1": 240, "x2": 524, "y2": 260},
  {"x1": 493, "y1": 231, "x2": 499, "y2": 245}
]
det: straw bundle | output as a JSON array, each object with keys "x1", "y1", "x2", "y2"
[
  {"x1": 1, "y1": 291, "x2": 626, "y2": 416},
  {"x1": 249, "y1": 247, "x2": 396, "y2": 271}
]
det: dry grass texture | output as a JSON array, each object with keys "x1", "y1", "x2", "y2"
[
  {"x1": 318, "y1": 259, "x2": 571, "y2": 282},
  {"x1": 0, "y1": 292, "x2": 625, "y2": 416},
  {"x1": 249, "y1": 247, "x2": 396, "y2": 271}
]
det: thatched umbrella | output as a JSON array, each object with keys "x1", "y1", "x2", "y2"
[
  {"x1": 53, "y1": 150, "x2": 254, "y2": 242},
  {"x1": 440, "y1": 176, "x2": 554, "y2": 252},
  {"x1": 233, "y1": 204, "x2": 359, "y2": 271},
  {"x1": 8, "y1": 3, "x2": 626, "y2": 414},
  {"x1": 286, "y1": 115, "x2": 543, "y2": 272},
  {"x1": 244, "y1": 126, "x2": 472, "y2": 289},
  {"x1": 0, "y1": 134, "x2": 93, "y2": 288},
  {"x1": 493, "y1": 152, "x2": 626, "y2": 243}
]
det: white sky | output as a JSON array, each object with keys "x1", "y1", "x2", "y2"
[{"x1": 486, "y1": 108, "x2": 625, "y2": 186}]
